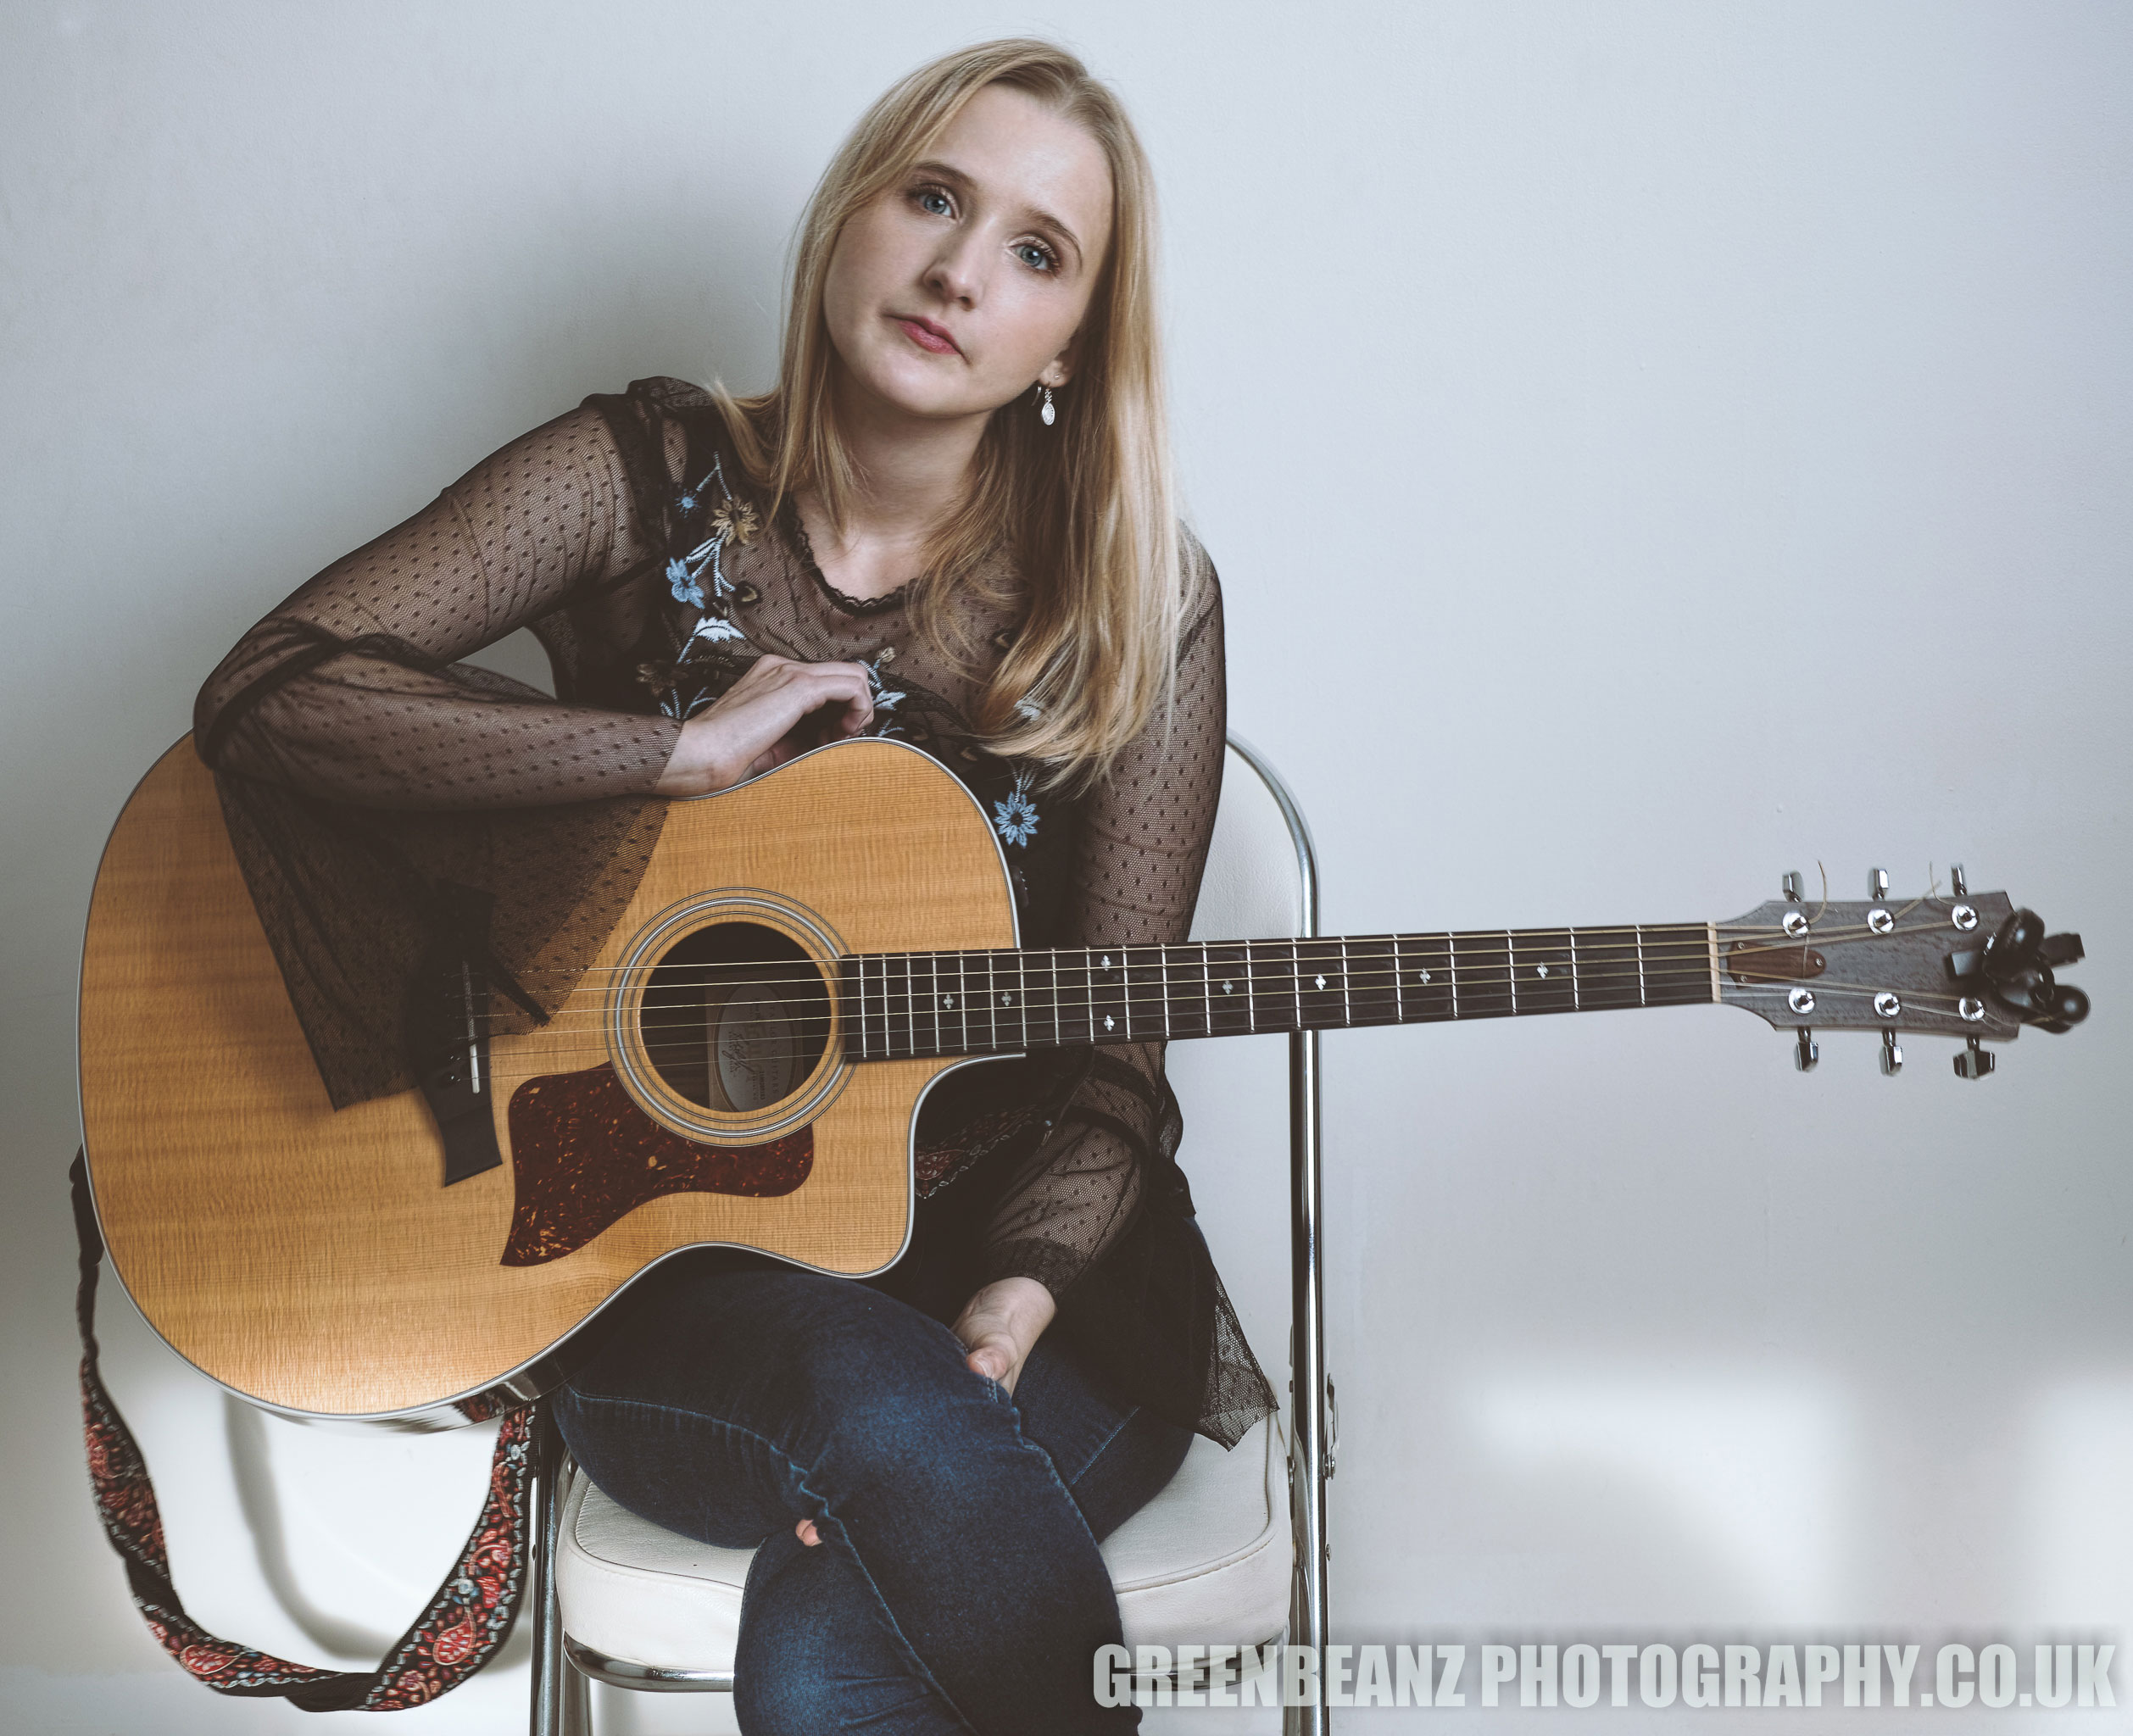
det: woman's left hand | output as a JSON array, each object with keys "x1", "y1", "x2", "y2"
[{"x1": 950, "y1": 1276, "x2": 1057, "y2": 1397}]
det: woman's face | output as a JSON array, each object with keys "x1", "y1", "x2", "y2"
[{"x1": 822, "y1": 83, "x2": 1115, "y2": 428}]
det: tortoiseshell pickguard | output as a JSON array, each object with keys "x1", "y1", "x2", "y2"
[{"x1": 500, "y1": 1064, "x2": 812, "y2": 1266}]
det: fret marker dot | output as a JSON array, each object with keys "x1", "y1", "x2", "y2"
[
  {"x1": 1314, "y1": 974, "x2": 1327, "y2": 991},
  {"x1": 943, "y1": 995, "x2": 954, "y2": 1009},
  {"x1": 1001, "y1": 993, "x2": 1012, "y2": 1006},
  {"x1": 1536, "y1": 964, "x2": 1549, "y2": 977},
  {"x1": 1222, "y1": 981, "x2": 1234, "y2": 993},
  {"x1": 1104, "y1": 1015, "x2": 1115, "y2": 1032},
  {"x1": 1101, "y1": 955, "x2": 1112, "y2": 971},
  {"x1": 1418, "y1": 970, "x2": 1432, "y2": 983}
]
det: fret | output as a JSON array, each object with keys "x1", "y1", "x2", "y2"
[
  {"x1": 977, "y1": 950, "x2": 1001, "y2": 1054},
  {"x1": 1641, "y1": 923, "x2": 1713, "y2": 1008},
  {"x1": 1016, "y1": 950, "x2": 1033, "y2": 1050},
  {"x1": 1507, "y1": 928, "x2": 1576, "y2": 1015},
  {"x1": 1398, "y1": 934, "x2": 1455, "y2": 1022},
  {"x1": 1169, "y1": 943, "x2": 1213, "y2": 1040},
  {"x1": 1088, "y1": 949, "x2": 1128, "y2": 1041},
  {"x1": 1574, "y1": 926, "x2": 1642, "y2": 1011},
  {"x1": 1295, "y1": 938, "x2": 1347, "y2": 1028},
  {"x1": 1028, "y1": 949, "x2": 1060, "y2": 1049},
  {"x1": 915, "y1": 953, "x2": 938, "y2": 1055},
  {"x1": 1121, "y1": 945, "x2": 1168, "y2": 1042},
  {"x1": 1451, "y1": 930, "x2": 1514, "y2": 1019},
  {"x1": 1345, "y1": 938, "x2": 1401, "y2": 1026},
  {"x1": 1248, "y1": 941, "x2": 1299, "y2": 1033},
  {"x1": 842, "y1": 956, "x2": 866, "y2": 1061},
  {"x1": 879, "y1": 953, "x2": 909, "y2": 1059},
  {"x1": 1202, "y1": 942, "x2": 1253, "y2": 1036}
]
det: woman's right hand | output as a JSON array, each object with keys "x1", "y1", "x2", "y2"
[{"x1": 653, "y1": 655, "x2": 876, "y2": 797}]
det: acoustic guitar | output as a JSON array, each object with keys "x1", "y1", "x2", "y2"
[{"x1": 78, "y1": 736, "x2": 2088, "y2": 1427}]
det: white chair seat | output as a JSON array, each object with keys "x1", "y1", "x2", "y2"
[{"x1": 557, "y1": 1411, "x2": 1292, "y2": 1676}]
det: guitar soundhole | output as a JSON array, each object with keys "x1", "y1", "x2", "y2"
[{"x1": 640, "y1": 922, "x2": 831, "y2": 1112}]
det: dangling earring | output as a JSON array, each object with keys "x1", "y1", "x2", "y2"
[{"x1": 1039, "y1": 385, "x2": 1056, "y2": 427}]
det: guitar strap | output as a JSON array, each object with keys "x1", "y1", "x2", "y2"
[{"x1": 68, "y1": 1152, "x2": 535, "y2": 1711}]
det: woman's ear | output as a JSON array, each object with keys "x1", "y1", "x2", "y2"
[{"x1": 1038, "y1": 345, "x2": 1076, "y2": 390}]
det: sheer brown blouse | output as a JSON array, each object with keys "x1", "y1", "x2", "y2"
[{"x1": 194, "y1": 378, "x2": 1276, "y2": 1447}]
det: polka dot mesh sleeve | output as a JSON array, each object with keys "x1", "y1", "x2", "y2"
[
  {"x1": 978, "y1": 572, "x2": 1228, "y2": 1298},
  {"x1": 193, "y1": 406, "x2": 682, "y2": 807}
]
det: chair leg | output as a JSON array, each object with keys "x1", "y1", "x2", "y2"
[
  {"x1": 528, "y1": 1400, "x2": 592, "y2": 1736},
  {"x1": 1284, "y1": 1026, "x2": 1329, "y2": 1736}
]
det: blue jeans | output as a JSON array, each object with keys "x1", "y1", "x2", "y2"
[{"x1": 553, "y1": 1260, "x2": 1194, "y2": 1734}]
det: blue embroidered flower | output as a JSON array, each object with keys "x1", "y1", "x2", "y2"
[
  {"x1": 993, "y1": 767, "x2": 1039, "y2": 848},
  {"x1": 666, "y1": 557, "x2": 704, "y2": 607}
]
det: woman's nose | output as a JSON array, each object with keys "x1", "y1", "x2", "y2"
[{"x1": 924, "y1": 234, "x2": 984, "y2": 307}]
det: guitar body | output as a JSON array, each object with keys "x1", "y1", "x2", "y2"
[{"x1": 78, "y1": 737, "x2": 1016, "y2": 1425}]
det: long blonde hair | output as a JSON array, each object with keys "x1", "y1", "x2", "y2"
[{"x1": 717, "y1": 39, "x2": 1193, "y2": 789}]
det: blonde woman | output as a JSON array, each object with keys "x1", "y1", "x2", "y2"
[{"x1": 198, "y1": 39, "x2": 1273, "y2": 1733}]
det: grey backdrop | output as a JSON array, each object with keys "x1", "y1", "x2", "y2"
[{"x1": 3, "y1": 3, "x2": 2127, "y2": 1731}]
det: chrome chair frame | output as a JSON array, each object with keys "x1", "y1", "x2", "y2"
[{"x1": 526, "y1": 733, "x2": 1333, "y2": 1734}]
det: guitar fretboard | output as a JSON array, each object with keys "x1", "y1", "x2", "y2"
[{"x1": 841, "y1": 925, "x2": 1718, "y2": 1062}]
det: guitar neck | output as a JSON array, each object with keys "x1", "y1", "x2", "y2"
[{"x1": 842, "y1": 924, "x2": 1720, "y2": 1061}]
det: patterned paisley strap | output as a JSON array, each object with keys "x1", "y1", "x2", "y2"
[{"x1": 69, "y1": 1152, "x2": 535, "y2": 1712}]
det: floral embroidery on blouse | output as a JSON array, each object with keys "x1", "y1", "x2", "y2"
[
  {"x1": 858, "y1": 653, "x2": 905, "y2": 736},
  {"x1": 993, "y1": 765, "x2": 1039, "y2": 847},
  {"x1": 648, "y1": 455, "x2": 756, "y2": 721}
]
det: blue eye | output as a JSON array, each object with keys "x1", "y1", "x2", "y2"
[
  {"x1": 1016, "y1": 242, "x2": 1056, "y2": 272},
  {"x1": 916, "y1": 186, "x2": 952, "y2": 217}
]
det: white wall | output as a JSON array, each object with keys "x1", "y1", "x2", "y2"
[{"x1": 3, "y1": 3, "x2": 2127, "y2": 1730}]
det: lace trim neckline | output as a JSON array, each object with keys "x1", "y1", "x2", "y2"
[{"x1": 779, "y1": 497, "x2": 911, "y2": 617}]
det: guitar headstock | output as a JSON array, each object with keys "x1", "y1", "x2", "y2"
[{"x1": 1719, "y1": 866, "x2": 2088, "y2": 1079}]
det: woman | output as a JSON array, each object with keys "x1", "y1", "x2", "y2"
[{"x1": 196, "y1": 38, "x2": 1273, "y2": 1734}]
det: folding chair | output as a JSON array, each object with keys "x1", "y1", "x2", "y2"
[{"x1": 526, "y1": 735, "x2": 1333, "y2": 1733}]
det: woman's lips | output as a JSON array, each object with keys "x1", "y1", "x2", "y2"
[{"x1": 892, "y1": 316, "x2": 961, "y2": 357}]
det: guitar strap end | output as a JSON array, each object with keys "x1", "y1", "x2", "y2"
[{"x1": 68, "y1": 1148, "x2": 537, "y2": 1711}]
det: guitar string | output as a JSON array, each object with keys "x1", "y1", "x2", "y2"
[
  {"x1": 455, "y1": 916, "x2": 1952, "y2": 1008},
  {"x1": 471, "y1": 975, "x2": 2002, "y2": 1076},
  {"x1": 446, "y1": 922, "x2": 1969, "y2": 1035},
  {"x1": 456, "y1": 957, "x2": 1980, "y2": 1051},
  {"x1": 455, "y1": 940, "x2": 1741, "y2": 1036},
  {"x1": 485, "y1": 900, "x2": 1969, "y2": 980}
]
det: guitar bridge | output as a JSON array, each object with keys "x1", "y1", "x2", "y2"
[{"x1": 408, "y1": 886, "x2": 506, "y2": 1187}]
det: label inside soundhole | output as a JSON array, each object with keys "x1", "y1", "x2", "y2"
[{"x1": 640, "y1": 921, "x2": 830, "y2": 1112}]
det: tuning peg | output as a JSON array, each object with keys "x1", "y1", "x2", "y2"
[
  {"x1": 1795, "y1": 1027, "x2": 1818, "y2": 1072},
  {"x1": 2041, "y1": 932, "x2": 2086, "y2": 968},
  {"x1": 1949, "y1": 863, "x2": 1969, "y2": 898},
  {"x1": 1880, "y1": 1030, "x2": 1903, "y2": 1076},
  {"x1": 1783, "y1": 871, "x2": 1804, "y2": 902},
  {"x1": 1953, "y1": 1035, "x2": 1996, "y2": 1080},
  {"x1": 1865, "y1": 867, "x2": 1897, "y2": 932}
]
